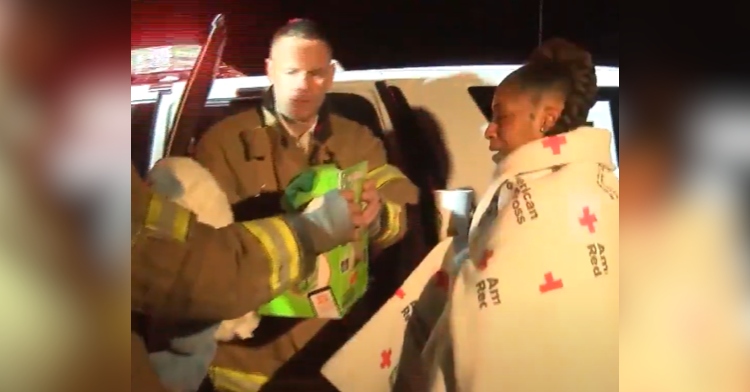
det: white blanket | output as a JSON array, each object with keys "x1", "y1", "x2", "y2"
[{"x1": 323, "y1": 127, "x2": 620, "y2": 392}]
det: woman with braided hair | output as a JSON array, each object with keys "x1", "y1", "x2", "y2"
[
  {"x1": 487, "y1": 37, "x2": 599, "y2": 152},
  {"x1": 320, "y1": 39, "x2": 617, "y2": 392},
  {"x1": 415, "y1": 38, "x2": 620, "y2": 392}
]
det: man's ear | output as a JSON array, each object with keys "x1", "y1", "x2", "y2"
[
  {"x1": 329, "y1": 62, "x2": 336, "y2": 78},
  {"x1": 322, "y1": 61, "x2": 336, "y2": 89},
  {"x1": 265, "y1": 58, "x2": 272, "y2": 78}
]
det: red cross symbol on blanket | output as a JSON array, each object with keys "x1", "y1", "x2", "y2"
[
  {"x1": 539, "y1": 272, "x2": 564, "y2": 293},
  {"x1": 542, "y1": 135, "x2": 567, "y2": 155},
  {"x1": 380, "y1": 348, "x2": 392, "y2": 369},
  {"x1": 477, "y1": 250, "x2": 493, "y2": 271},
  {"x1": 578, "y1": 206, "x2": 598, "y2": 233}
]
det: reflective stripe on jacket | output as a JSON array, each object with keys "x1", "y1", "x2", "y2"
[
  {"x1": 367, "y1": 164, "x2": 409, "y2": 248},
  {"x1": 209, "y1": 366, "x2": 269, "y2": 392},
  {"x1": 140, "y1": 194, "x2": 194, "y2": 243},
  {"x1": 241, "y1": 216, "x2": 303, "y2": 293}
]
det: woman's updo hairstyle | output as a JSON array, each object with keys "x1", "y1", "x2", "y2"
[{"x1": 506, "y1": 38, "x2": 598, "y2": 135}]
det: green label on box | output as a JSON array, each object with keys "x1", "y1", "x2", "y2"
[{"x1": 258, "y1": 161, "x2": 370, "y2": 319}]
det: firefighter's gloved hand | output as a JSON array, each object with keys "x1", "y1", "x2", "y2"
[
  {"x1": 288, "y1": 190, "x2": 358, "y2": 256},
  {"x1": 302, "y1": 190, "x2": 357, "y2": 243}
]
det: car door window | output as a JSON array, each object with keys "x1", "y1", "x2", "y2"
[{"x1": 131, "y1": 102, "x2": 157, "y2": 178}]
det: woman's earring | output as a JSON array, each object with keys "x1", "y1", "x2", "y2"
[{"x1": 539, "y1": 127, "x2": 547, "y2": 134}]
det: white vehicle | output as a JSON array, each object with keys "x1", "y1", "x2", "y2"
[{"x1": 131, "y1": 60, "x2": 619, "y2": 197}]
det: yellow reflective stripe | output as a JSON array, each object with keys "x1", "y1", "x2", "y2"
[
  {"x1": 243, "y1": 222, "x2": 280, "y2": 288},
  {"x1": 374, "y1": 200, "x2": 402, "y2": 245},
  {"x1": 367, "y1": 164, "x2": 407, "y2": 189},
  {"x1": 172, "y1": 205, "x2": 191, "y2": 241},
  {"x1": 145, "y1": 196, "x2": 162, "y2": 228},
  {"x1": 144, "y1": 195, "x2": 191, "y2": 242},
  {"x1": 241, "y1": 217, "x2": 301, "y2": 292},
  {"x1": 209, "y1": 366, "x2": 268, "y2": 392},
  {"x1": 270, "y1": 218, "x2": 301, "y2": 282}
]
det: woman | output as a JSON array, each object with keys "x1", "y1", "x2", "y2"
[
  {"x1": 321, "y1": 38, "x2": 618, "y2": 392},
  {"x1": 421, "y1": 38, "x2": 619, "y2": 392}
]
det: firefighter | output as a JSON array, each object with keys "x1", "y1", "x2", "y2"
[
  {"x1": 131, "y1": 163, "x2": 364, "y2": 392},
  {"x1": 193, "y1": 19, "x2": 419, "y2": 391}
]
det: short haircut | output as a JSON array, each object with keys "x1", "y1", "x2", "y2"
[{"x1": 270, "y1": 18, "x2": 332, "y2": 55}]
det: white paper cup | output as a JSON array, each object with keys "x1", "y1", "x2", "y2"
[{"x1": 434, "y1": 188, "x2": 475, "y2": 244}]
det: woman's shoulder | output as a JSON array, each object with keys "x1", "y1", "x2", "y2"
[
  {"x1": 499, "y1": 162, "x2": 618, "y2": 232},
  {"x1": 520, "y1": 162, "x2": 618, "y2": 202}
]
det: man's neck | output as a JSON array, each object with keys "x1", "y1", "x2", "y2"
[{"x1": 279, "y1": 115, "x2": 318, "y2": 138}]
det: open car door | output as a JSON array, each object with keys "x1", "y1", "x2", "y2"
[
  {"x1": 142, "y1": 14, "x2": 228, "y2": 170},
  {"x1": 164, "y1": 14, "x2": 228, "y2": 158},
  {"x1": 372, "y1": 81, "x2": 443, "y2": 272}
]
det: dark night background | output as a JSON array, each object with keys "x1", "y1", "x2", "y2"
[{"x1": 131, "y1": 0, "x2": 618, "y2": 75}]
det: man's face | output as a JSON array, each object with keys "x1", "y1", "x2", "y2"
[{"x1": 266, "y1": 36, "x2": 334, "y2": 122}]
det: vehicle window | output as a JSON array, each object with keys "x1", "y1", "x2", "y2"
[
  {"x1": 592, "y1": 87, "x2": 619, "y2": 175},
  {"x1": 468, "y1": 85, "x2": 620, "y2": 174},
  {"x1": 467, "y1": 86, "x2": 494, "y2": 123},
  {"x1": 327, "y1": 92, "x2": 385, "y2": 140},
  {"x1": 131, "y1": 45, "x2": 243, "y2": 85},
  {"x1": 596, "y1": 87, "x2": 619, "y2": 153},
  {"x1": 131, "y1": 102, "x2": 157, "y2": 178}
]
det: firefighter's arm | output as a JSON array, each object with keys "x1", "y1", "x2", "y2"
[
  {"x1": 132, "y1": 171, "x2": 355, "y2": 321},
  {"x1": 355, "y1": 126, "x2": 419, "y2": 250}
]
